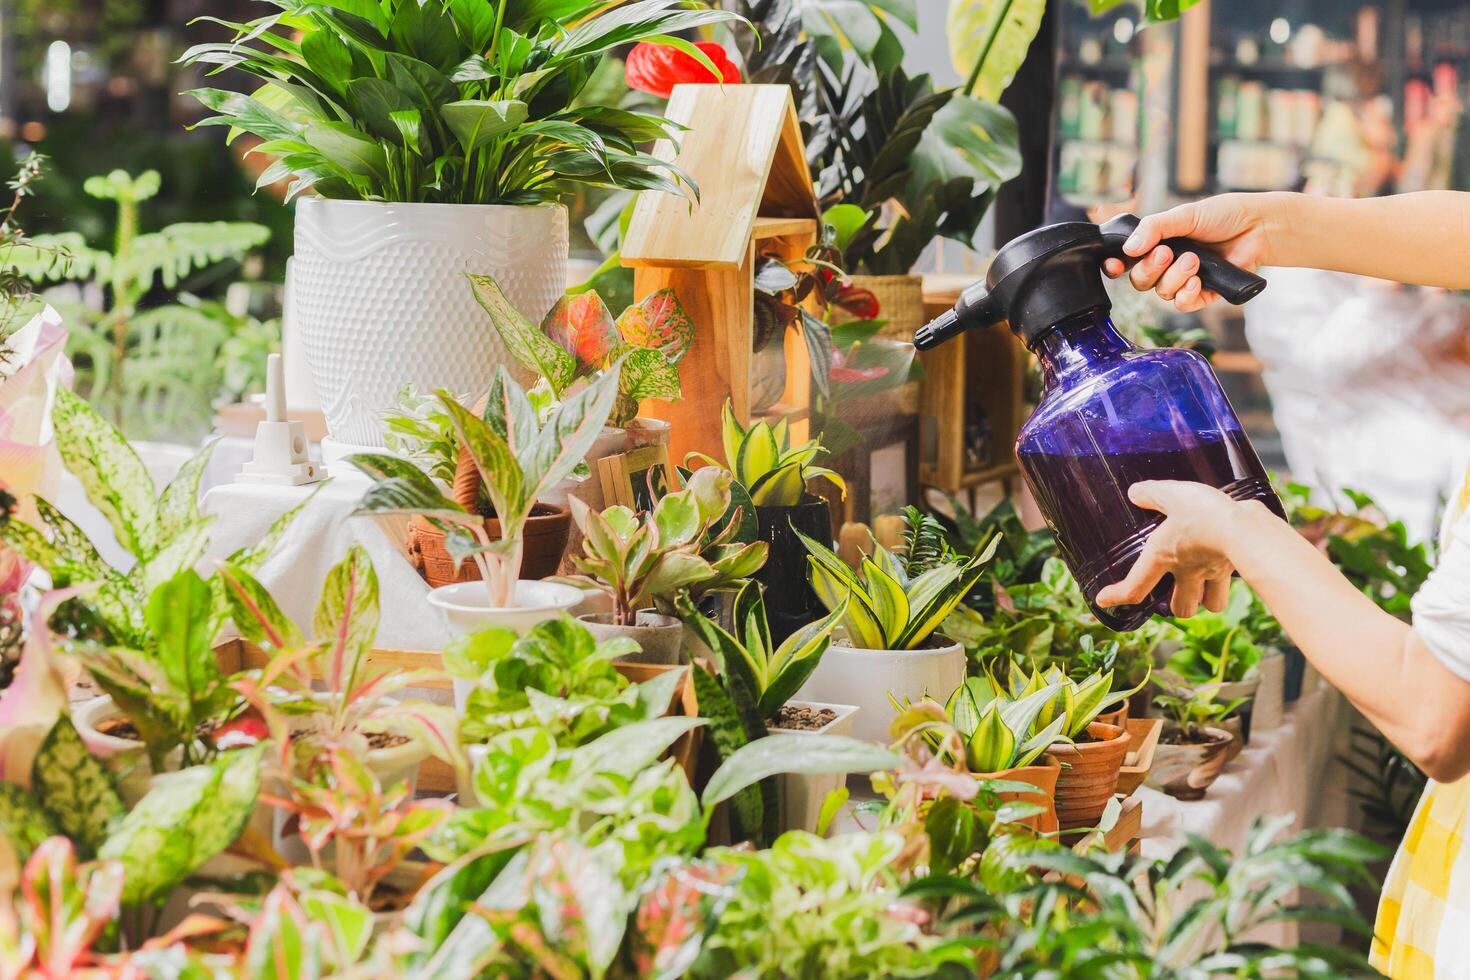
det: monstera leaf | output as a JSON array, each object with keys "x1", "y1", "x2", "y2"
[{"x1": 946, "y1": 0, "x2": 1046, "y2": 102}]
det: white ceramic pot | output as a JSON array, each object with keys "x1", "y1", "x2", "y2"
[
  {"x1": 579, "y1": 611, "x2": 684, "y2": 665},
  {"x1": 765, "y1": 701, "x2": 859, "y2": 834},
  {"x1": 1252, "y1": 649, "x2": 1287, "y2": 732},
  {"x1": 291, "y1": 198, "x2": 568, "y2": 447},
  {"x1": 429, "y1": 579, "x2": 584, "y2": 710},
  {"x1": 795, "y1": 633, "x2": 966, "y2": 744}
]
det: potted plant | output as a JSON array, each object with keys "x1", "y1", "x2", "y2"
[
  {"x1": 686, "y1": 402, "x2": 847, "y2": 641},
  {"x1": 1165, "y1": 580, "x2": 1265, "y2": 745},
  {"x1": 676, "y1": 581, "x2": 852, "y2": 834},
  {"x1": 1148, "y1": 677, "x2": 1243, "y2": 800},
  {"x1": 182, "y1": 0, "x2": 742, "y2": 447},
  {"x1": 351, "y1": 365, "x2": 621, "y2": 634},
  {"x1": 560, "y1": 467, "x2": 767, "y2": 664},
  {"x1": 792, "y1": 518, "x2": 992, "y2": 743}
]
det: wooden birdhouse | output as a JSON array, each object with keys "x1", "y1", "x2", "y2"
[{"x1": 622, "y1": 84, "x2": 821, "y2": 466}]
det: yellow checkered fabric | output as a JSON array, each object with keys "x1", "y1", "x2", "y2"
[
  {"x1": 1372, "y1": 777, "x2": 1470, "y2": 977},
  {"x1": 1371, "y1": 467, "x2": 1470, "y2": 978}
]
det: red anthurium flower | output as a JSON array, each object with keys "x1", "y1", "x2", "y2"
[
  {"x1": 625, "y1": 41, "x2": 741, "y2": 99},
  {"x1": 834, "y1": 284, "x2": 881, "y2": 320},
  {"x1": 829, "y1": 347, "x2": 890, "y2": 384}
]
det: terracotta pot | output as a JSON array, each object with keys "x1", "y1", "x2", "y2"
[
  {"x1": 1148, "y1": 727, "x2": 1233, "y2": 800},
  {"x1": 407, "y1": 502, "x2": 571, "y2": 587},
  {"x1": 1096, "y1": 700, "x2": 1129, "y2": 730},
  {"x1": 579, "y1": 611, "x2": 685, "y2": 665},
  {"x1": 976, "y1": 755, "x2": 1061, "y2": 834},
  {"x1": 1045, "y1": 721, "x2": 1129, "y2": 830}
]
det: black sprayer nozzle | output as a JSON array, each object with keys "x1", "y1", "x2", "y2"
[{"x1": 913, "y1": 309, "x2": 961, "y2": 351}]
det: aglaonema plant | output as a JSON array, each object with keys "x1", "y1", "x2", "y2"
[
  {"x1": 351, "y1": 364, "x2": 620, "y2": 608},
  {"x1": 220, "y1": 544, "x2": 462, "y2": 775},
  {"x1": 181, "y1": 0, "x2": 743, "y2": 204},
  {"x1": 475, "y1": 274, "x2": 694, "y2": 426},
  {"x1": 561, "y1": 466, "x2": 767, "y2": 626}
]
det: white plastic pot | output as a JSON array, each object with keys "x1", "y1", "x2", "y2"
[
  {"x1": 1252, "y1": 649, "x2": 1287, "y2": 732},
  {"x1": 428, "y1": 579, "x2": 584, "y2": 711},
  {"x1": 795, "y1": 633, "x2": 966, "y2": 743},
  {"x1": 291, "y1": 198, "x2": 568, "y2": 447},
  {"x1": 579, "y1": 611, "x2": 684, "y2": 665},
  {"x1": 766, "y1": 700, "x2": 859, "y2": 834}
]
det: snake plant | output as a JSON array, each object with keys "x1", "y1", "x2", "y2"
[
  {"x1": 796, "y1": 528, "x2": 995, "y2": 651},
  {"x1": 941, "y1": 677, "x2": 1068, "y2": 774},
  {"x1": 1001, "y1": 662, "x2": 1150, "y2": 741},
  {"x1": 688, "y1": 401, "x2": 845, "y2": 507}
]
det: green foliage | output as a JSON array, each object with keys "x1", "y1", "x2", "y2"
[
  {"x1": 1152, "y1": 674, "x2": 1246, "y2": 741},
  {"x1": 563, "y1": 467, "x2": 767, "y2": 625},
  {"x1": 677, "y1": 579, "x2": 844, "y2": 721},
  {"x1": 443, "y1": 614, "x2": 681, "y2": 746},
  {"x1": 938, "y1": 676, "x2": 1067, "y2": 773},
  {"x1": 694, "y1": 831, "x2": 952, "y2": 978},
  {"x1": 1341, "y1": 725, "x2": 1428, "y2": 844},
  {"x1": 351, "y1": 364, "x2": 621, "y2": 606},
  {"x1": 932, "y1": 495, "x2": 1056, "y2": 615},
  {"x1": 1091, "y1": 0, "x2": 1206, "y2": 22},
  {"x1": 909, "y1": 816, "x2": 1382, "y2": 977},
  {"x1": 3, "y1": 169, "x2": 270, "y2": 438},
  {"x1": 1164, "y1": 580, "x2": 1265, "y2": 685},
  {"x1": 690, "y1": 662, "x2": 772, "y2": 845},
  {"x1": 701, "y1": 733, "x2": 897, "y2": 809},
  {"x1": 689, "y1": 400, "x2": 846, "y2": 507},
  {"x1": 798, "y1": 525, "x2": 993, "y2": 650},
  {"x1": 480, "y1": 274, "x2": 693, "y2": 425},
  {"x1": 30, "y1": 717, "x2": 126, "y2": 857},
  {"x1": 382, "y1": 383, "x2": 464, "y2": 485},
  {"x1": 181, "y1": 0, "x2": 746, "y2": 205}
]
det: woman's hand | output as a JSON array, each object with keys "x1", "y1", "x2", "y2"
[
  {"x1": 1102, "y1": 194, "x2": 1277, "y2": 313},
  {"x1": 1095, "y1": 481, "x2": 1247, "y2": 617}
]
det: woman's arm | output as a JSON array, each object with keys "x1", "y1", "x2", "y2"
[
  {"x1": 1097, "y1": 482, "x2": 1470, "y2": 782},
  {"x1": 1108, "y1": 191, "x2": 1470, "y2": 311}
]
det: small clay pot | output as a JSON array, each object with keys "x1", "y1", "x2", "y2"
[
  {"x1": 977, "y1": 755, "x2": 1061, "y2": 834},
  {"x1": 1096, "y1": 701, "x2": 1129, "y2": 730},
  {"x1": 1045, "y1": 721, "x2": 1130, "y2": 830},
  {"x1": 407, "y1": 503, "x2": 571, "y2": 587},
  {"x1": 579, "y1": 611, "x2": 684, "y2": 665},
  {"x1": 1149, "y1": 727, "x2": 1233, "y2": 800}
]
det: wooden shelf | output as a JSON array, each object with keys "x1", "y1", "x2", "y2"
[
  {"x1": 1069, "y1": 796, "x2": 1143, "y2": 854},
  {"x1": 751, "y1": 216, "x2": 819, "y2": 241}
]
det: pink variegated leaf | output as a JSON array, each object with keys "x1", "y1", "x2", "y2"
[
  {"x1": 313, "y1": 545, "x2": 380, "y2": 702},
  {"x1": 543, "y1": 292, "x2": 619, "y2": 374},
  {"x1": 366, "y1": 700, "x2": 464, "y2": 772},
  {"x1": 616, "y1": 288, "x2": 694, "y2": 364}
]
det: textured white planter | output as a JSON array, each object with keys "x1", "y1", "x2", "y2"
[
  {"x1": 766, "y1": 701, "x2": 859, "y2": 834},
  {"x1": 580, "y1": 611, "x2": 684, "y2": 665},
  {"x1": 796, "y1": 633, "x2": 966, "y2": 744},
  {"x1": 430, "y1": 579, "x2": 584, "y2": 711},
  {"x1": 1252, "y1": 650, "x2": 1287, "y2": 732},
  {"x1": 292, "y1": 198, "x2": 568, "y2": 447}
]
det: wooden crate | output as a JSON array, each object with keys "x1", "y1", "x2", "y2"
[
  {"x1": 1116, "y1": 717, "x2": 1163, "y2": 797},
  {"x1": 214, "y1": 639, "x2": 701, "y2": 794}
]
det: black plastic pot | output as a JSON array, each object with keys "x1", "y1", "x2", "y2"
[
  {"x1": 754, "y1": 498, "x2": 834, "y2": 643},
  {"x1": 1282, "y1": 645, "x2": 1306, "y2": 703}
]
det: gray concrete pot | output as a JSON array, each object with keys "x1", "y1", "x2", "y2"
[{"x1": 579, "y1": 611, "x2": 684, "y2": 664}]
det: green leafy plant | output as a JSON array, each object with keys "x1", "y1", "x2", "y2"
[
  {"x1": 4, "y1": 169, "x2": 270, "y2": 437},
  {"x1": 1152, "y1": 676, "x2": 1245, "y2": 742},
  {"x1": 350, "y1": 365, "x2": 621, "y2": 607},
  {"x1": 561, "y1": 466, "x2": 767, "y2": 626},
  {"x1": 221, "y1": 544, "x2": 462, "y2": 775},
  {"x1": 382, "y1": 383, "x2": 463, "y2": 485},
  {"x1": 690, "y1": 400, "x2": 846, "y2": 507},
  {"x1": 1164, "y1": 580, "x2": 1265, "y2": 686},
  {"x1": 0, "y1": 715, "x2": 263, "y2": 908},
  {"x1": 932, "y1": 495, "x2": 1057, "y2": 615},
  {"x1": 678, "y1": 580, "x2": 845, "y2": 724},
  {"x1": 797, "y1": 525, "x2": 993, "y2": 651},
  {"x1": 0, "y1": 152, "x2": 52, "y2": 338},
  {"x1": 692, "y1": 830, "x2": 954, "y2": 978},
  {"x1": 442, "y1": 614, "x2": 686, "y2": 746},
  {"x1": 0, "y1": 386, "x2": 307, "y2": 650},
  {"x1": 908, "y1": 816, "x2": 1382, "y2": 978},
  {"x1": 477, "y1": 274, "x2": 693, "y2": 426},
  {"x1": 935, "y1": 675, "x2": 1067, "y2": 773},
  {"x1": 182, "y1": 0, "x2": 743, "y2": 205}
]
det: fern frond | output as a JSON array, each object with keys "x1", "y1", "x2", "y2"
[
  {"x1": 120, "y1": 222, "x2": 272, "y2": 289},
  {"x1": 900, "y1": 504, "x2": 952, "y2": 575}
]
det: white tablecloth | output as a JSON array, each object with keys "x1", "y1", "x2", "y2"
[{"x1": 201, "y1": 473, "x2": 454, "y2": 651}]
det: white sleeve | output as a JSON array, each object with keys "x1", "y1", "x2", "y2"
[{"x1": 1412, "y1": 511, "x2": 1470, "y2": 684}]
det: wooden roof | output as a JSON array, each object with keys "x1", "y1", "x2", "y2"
[{"x1": 621, "y1": 84, "x2": 819, "y2": 270}]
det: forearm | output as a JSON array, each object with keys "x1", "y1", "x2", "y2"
[
  {"x1": 1224, "y1": 502, "x2": 1470, "y2": 780},
  {"x1": 1264, "y1": 191, "x2": 1470, "y2": 290}
]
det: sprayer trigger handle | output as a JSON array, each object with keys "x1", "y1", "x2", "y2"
[{"x1": 1098, "y1": 213, "x2": 1267, "y2": 306}]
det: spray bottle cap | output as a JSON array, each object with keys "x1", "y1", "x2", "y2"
[{"x1": 913, "y1": 214, "x2": 1267, "y2": 351}]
